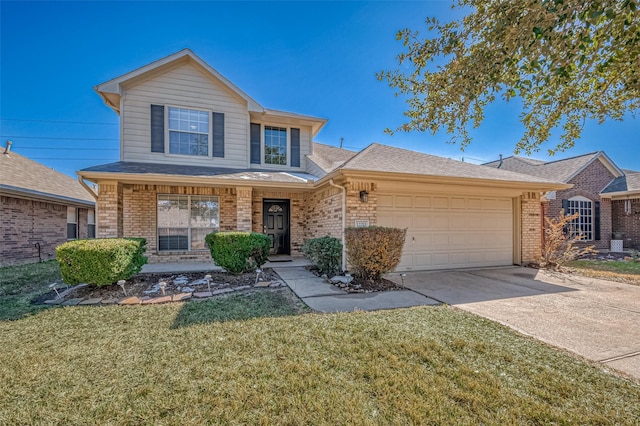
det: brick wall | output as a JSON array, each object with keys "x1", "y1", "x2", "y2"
[
  {"x1": 0, "y1": 195, "x2": 93, "y2": 267},
  {"x1": 612, "y1": 198, "x2": 640, "y2": 249},
  {"x1": 547, "y1": 159, "x2": 616, "y2": 249},
  {"x1": 97, "y1": 182, "x2": 123, "y2": 238},
  {"x1": 345, "y1": 180, "x2": 377, "y2": 228},
  {"x1": 303, "y1": 186, "x2": 343, "y2": 240},
  {"x1": 236, "y1": 187, "x2": 252, "y2": 232},
  {"x1": 521, "y1": 192, "x2": 542, "y2": 264}
]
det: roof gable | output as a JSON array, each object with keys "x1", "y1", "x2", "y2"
[
  {"x1": 95, "y1": 49, "x2": 262, "y2": 113},
  {"x1": 0, "y1": 151, "x2": 95, "y2": 206}
]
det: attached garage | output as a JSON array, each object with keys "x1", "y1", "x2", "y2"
[{"x1": 377, "y1": 193, "x2": 515, "y2": 271}]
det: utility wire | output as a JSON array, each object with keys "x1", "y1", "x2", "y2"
[
  {"x1": 15, "y1": 147, "x2": 118, "y2": 151},
  {"x1": 1, "y1": 135, "x2": 119, "y2": 141},
  {"x1": 1, "y1": 118, "x2": 118, "y2": 125}
]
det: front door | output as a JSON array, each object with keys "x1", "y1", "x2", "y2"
[{"x1": 263, "y1": 200, "x2": 290, "y2": 255}]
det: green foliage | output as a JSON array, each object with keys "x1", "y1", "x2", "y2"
[
  {"x1": 301, "y1": 236, "x2": 343, "y2": 276},
  {"x1": 205, "y1": 232, "x2": 270, "y2": 274},
  {"x1": 56, "y1": 238, "x2": 148, "y2": 286},
  {"x1": 378, "y1": 0, "x2": 640, "y2": 155},
  {"x1": 345, "y1": 226, "x2": 406, "y2": 280}
]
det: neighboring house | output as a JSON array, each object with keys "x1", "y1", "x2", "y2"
[
  {"x1": 485, "y1": 152, "x2": 640, "y2": 250},
  {"x1": 78, "y1": 49, "x2": 568, "y2": 271},
  {"x1": 0, "y1": 144, "x2": 96, "y2": 266}
]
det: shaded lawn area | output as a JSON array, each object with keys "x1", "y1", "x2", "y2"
[
  {"x1": 0, "y1": 261, "x2": 61, "y2": 321},
  {"x1": 568, "y1": 260, "x2": 640, "y2": 286},
  {"x1": 1, "y1": 304, "x2": 638, "y2": 424}
]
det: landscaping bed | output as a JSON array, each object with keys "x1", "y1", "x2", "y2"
[
  {"x1": 306, "y1": 266, "x2": 403, "y2": 293},
  {"x1": 31, "y1": 269, "x2": 283, "y2": 305}
]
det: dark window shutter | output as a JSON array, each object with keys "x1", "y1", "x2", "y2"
[
  {"x1": 594, "y1": 201, "x2": 601, "y2": 240},
  {"x1": 561, "y1": 199, "x2": 568, "y2": 214},
  {"x1": 250, "y1": 123, "x2": 261, "y2": 164},
  {"x1": 291, "y1": 128, "x2": 300, "y2": 167},
  {"x1": 212, "y1": 112, "x2": 224, "y2": 158},
  {"x1": 150, "y1": 105, "x2": 165, "y2": 153}
]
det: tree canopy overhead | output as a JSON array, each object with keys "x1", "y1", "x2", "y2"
[{"x1": 378, "y1": 0, "x2": 640, "y2": 155}]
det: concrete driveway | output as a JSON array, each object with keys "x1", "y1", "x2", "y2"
[{"x1": 389, "y1": 267, "x2": 640, "y2": 381}]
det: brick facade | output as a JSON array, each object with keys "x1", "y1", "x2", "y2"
[
  {"x1": 345, "y1": 180, "x2": 377, "y2": 228},
  {"x1": 521, "y1": 192, "x2": 542, "y2": 264},
  {"x1": 1, "y1": 195, "x2": 93, "y2": 267},
  {"x1": 546, "y1": 159, "x2": 616, "y2": 249},
  {"x1": 303, "y1": 185, "x2": 342, "y2": 240},
  {"x1": 612, "y1": 198, "x2": 640, "y2": 249}
]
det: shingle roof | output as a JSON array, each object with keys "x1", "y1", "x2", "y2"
[
  {"x1": 307, "y1": 143, "x2": 357, "y2": 174},
  {"x1": 80, "y1": 161, "x2": 319, "y2": 183},
  {"x1": 483, "y1": 152, "x2": 605, "y2": 182},
  {"x1": 338, "y1": 143, "x2": 562, "y2": 184},
  {"x1": 602, "y1": 172, "x2": 640, "y2": 194},
  {"x1": 0, "y1": 151, "x2": 95, "y2": 206}
]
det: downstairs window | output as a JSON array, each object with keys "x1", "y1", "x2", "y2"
[{"x1": 157, "y1": 195, "x2": 219, "y2": 251}]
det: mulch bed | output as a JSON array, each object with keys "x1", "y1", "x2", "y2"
[
  {"x1": 306, "y1": 266, "x2": 403, "y2": 293},
  {"x1": 31, "y1": 269, "x2": 277, "y2": 305}
]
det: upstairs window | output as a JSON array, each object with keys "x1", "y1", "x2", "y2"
[
  {"x1": 168, "y1": 107, "x2": 209, "y2": 156},
  {"x1": 566, "y1": 196, "x2": 593, "y2": 241},
  {"x1": 264, "y1": 126, "x2": 287, "y2": 165}
]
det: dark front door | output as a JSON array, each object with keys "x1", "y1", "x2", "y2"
[{"x1": 263, "y1": 200, "x2": 290, "y2": 255}]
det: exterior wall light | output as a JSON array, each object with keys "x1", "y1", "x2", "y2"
[{"x1": 359, "y1": 190, "x2": 369, "y2": 203}]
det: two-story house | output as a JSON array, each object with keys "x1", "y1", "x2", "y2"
[{"x1": 79, "y1": 49, "x2": 569, "y2": 271}]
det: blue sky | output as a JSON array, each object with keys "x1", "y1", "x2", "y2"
[{"x1": 1, "y1": 1, "x2": 638, "y2": 178}]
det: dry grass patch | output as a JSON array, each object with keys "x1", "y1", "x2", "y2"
[
  {"x1": 0, "y1": 261, "x2": 61, "y2": 320},
  {"x1": 1, "y1": 305, "x2": 638, "y2": 424},
  {"x1": 567, "y1": 260, "x2": 640, "y2": 286}
]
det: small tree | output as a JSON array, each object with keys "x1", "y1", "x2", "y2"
[{"x1": 540, "y1": 211, "x2": 596, "y2": 270}]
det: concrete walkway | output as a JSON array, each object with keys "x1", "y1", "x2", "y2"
[{"x1": 274, "y1": 266, "x2": 439, "y2": 313}]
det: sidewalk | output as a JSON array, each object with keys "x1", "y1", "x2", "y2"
[{"x1": 273, "y1": 266, "x2": 439, "y2": 313}]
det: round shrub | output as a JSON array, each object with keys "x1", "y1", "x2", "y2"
[
  {"x1": 301, "y1": 236, "x2": 342, "y2": 276},
  {"x1": 205, "y1": 232, "x2": 270, "y2": 274},
  {"x1": 345, "y1": 226, "x2": 406, "y2": 280}
]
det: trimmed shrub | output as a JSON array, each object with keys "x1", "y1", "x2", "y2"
[
  {"x1": 301, "y1": 236, "x2": 342, "y2": 276},
  {"x1": 205, "y1": 231, "x2": 270, "y2": 274},
  {"x1": 345, "y1": 226, "x2": 407, "y2": 280},
  {"x1": 56, "y1": 238, "x2": 148, "y2": 286}
]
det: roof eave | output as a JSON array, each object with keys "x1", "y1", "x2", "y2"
[
  {"x1": 0, "y1": 184, "x2": 95, "y2": 208},
  {"x1": 77, "y1": 170, "x2": 316, "y2": 189},
  {"x1": 600, "y1": 190, "x2": 640, "y2": 199},
  {"x1": 315, "y1": 169, "x2": 571, "y2": 192}
]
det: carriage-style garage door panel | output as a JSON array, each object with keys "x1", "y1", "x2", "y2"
[{"x1": 377, "y1": 194, "x2": 513, "y2": 271}]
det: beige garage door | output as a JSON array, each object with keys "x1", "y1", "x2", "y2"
[{"x1": 377, "y1": 194, "x2": 514, "y2": 271}]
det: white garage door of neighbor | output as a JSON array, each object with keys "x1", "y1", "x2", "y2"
[{"x1": 377, "y1": 194, "x2": 514, "y2": 271}]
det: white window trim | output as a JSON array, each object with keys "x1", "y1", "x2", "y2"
[
  {"x1": 164, "y1": 105, "x2": 212, "y2": 158},
  {"x1": 156, "y1": 194, "x2": 220, "y2": 252},
  {"x1": 257, "y1": 122, "x2": 291, "y2": 168},
  {"x1": 567, "y1": 196, "x2": 594, "y2": 241},
  {"x1": 67, "y1": 207, "x2": 78, "y2": 240}
]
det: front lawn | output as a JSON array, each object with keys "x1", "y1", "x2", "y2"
[
  {"x1": 568, "y1": 259, "x2": 640, "y2": 285},
  {"x1": 1, "y1": 303, "x2": 638, "y2": 424},
  {"x1": 0, "y1": 261, "x2": 61, "y2": 320}
]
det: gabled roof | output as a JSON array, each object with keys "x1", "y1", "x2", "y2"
[
  {"x1": 306, "y1": 143, "x2": 357, "y2": 174},
  {"x1": 484, "y1": 151, "x2": 624, "y2": 183},
  {"x1": 95, "y1": 49, "x2": 327, "y2": 136},
  {"x1": 601, "y1": 172, "x2": 640, "y2": 197},
  {"x1": 334, "y1": 143, "x2": 566, "y2": 188},
  {"x1": 0, "y1": 151, "x2": 95, "y2": 207}
]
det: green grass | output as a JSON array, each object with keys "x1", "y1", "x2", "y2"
[
  {"x1": 0, "y1": 304, "x2": 638, "y2": 424},
  {"x1": 568, "y1": 260, "x2": 640, "y2": 285},
  {"x1": 0, "y1": 261, "x2": 61, "y2": 321}
]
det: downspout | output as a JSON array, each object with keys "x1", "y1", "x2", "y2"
[{"x1": 329, "y1": 179, "x2": 347, "y2": 272}]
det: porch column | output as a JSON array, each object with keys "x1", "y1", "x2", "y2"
[
  {"x1": 97, "y1": 181, "x2": 123, "y2": 238},
  {"x1": 521, "y1": 191, "x2": 542, "y2": 264},
  {"x1": 236, "y1": 187, "x2": 253, "y2": 232}
]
